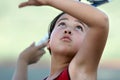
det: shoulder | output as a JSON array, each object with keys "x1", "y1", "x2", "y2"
[
  {"x1": 68, "y1": 58, "x2": 97, "y2": 80},
  {"x1": 54, "y1": 67, "x2": 70, "y2": 80}
]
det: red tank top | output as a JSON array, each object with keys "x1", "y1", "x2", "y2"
[
  {"x1": 43, "y1": 68, "x2": 70, "y2": 80},
  {"x1": 54, "y1": 68, "x2": 70, "y2": 80}
]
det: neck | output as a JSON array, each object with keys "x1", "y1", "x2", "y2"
[{"x1": 50, "y1": 54, "x2": 71, "y2": 76}]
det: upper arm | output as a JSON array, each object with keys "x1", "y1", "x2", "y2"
[
  {"x1": 73, "y1": 14, "x2": 109, "y2": 66},
  {"x1": 69, "y1": 14, "x2": 109, "y2": 80}
]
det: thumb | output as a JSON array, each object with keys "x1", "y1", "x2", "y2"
[
  {"x1": 29, "y1": 42, "x2": 35, "y2": 47},
  {"x1": 37, "y1": 41, "x2": 48, "y2": 49},
  {"x1": 19, "y1": 2, "x2": 29, "y2": 8}
]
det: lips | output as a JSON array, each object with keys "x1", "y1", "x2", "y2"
[{"x1": 61, "y1": 35, "x2": 72, "y2": 42}]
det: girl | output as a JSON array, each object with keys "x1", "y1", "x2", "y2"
[{"x1": 12, "y1": 0, "x2": 109, "y2": 80}]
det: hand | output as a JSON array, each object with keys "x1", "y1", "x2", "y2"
[
  {"x1": 18, "y1": 42, "x2": 47, "y2": 65},
  {"x1": 19, "y1": 0, "x2": 49, "y2": 8}
]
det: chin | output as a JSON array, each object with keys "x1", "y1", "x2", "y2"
[{"x1": 53, "y1": 48, "x2": 76, "y2": 56}]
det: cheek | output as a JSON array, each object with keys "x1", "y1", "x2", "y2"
[
  {"x1": 74, "y1": 39, "x2": 82, "y2": 49},
  {"x1": 73, "y1": 34, "x2": 85, "y2": 49},
  {"x1": 49, "y1": 29, "x2": 61, "y2": 48},
  {"x1": 50, "y1": 27, "x2": 61, "y2": 38},
  {"x1": 50, "y1": 30, "x2": 59, "y2": 44}
]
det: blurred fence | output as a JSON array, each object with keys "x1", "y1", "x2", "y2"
[{"x1": 0, "y1": 66, "x2": 120, "y2": 80}]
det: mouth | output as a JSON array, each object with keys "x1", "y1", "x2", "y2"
[{"x1": 61, "y1": 36, "x2": 72, "y2": 42}]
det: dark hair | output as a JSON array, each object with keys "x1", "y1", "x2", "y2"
[
  {"x1": 47, "y1": 12, "x2": 64, "y2": 54},
  {"x1": 48, "y1": 12, "x2": 65, "y2": 39}
]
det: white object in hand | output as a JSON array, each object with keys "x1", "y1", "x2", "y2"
[{"x1": 35, "y1": 34, "x2": 48, "y2": 47}]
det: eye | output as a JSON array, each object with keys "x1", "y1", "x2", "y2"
[
  {"x1": 57, "y1": 22, "x2": 66, "y2": 29},
  {"x1": 58, "y1": 22, "x2": 65, "y2": 26},
  {"x1": 76, "y1": 26, "x2": 83, "y2": 31}
]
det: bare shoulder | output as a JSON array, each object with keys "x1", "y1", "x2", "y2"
[{"x1": 69, "y1": 59, "x2": 97, "y2": 80}]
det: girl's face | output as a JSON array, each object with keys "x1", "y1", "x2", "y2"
[{"x1": 47, "y1": 14, "x2": 88, "y2": 57}]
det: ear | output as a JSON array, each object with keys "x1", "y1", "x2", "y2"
[{"x1": 47, "y1": 39, "x2": 50, "y2": 50}]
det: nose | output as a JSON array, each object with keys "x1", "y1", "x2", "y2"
[{"x1": 64, "y1": 30, "x2": 72, "y2": 34}]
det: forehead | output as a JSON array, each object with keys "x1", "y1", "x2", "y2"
[
  {"x1": 57, "y1": 14, "x2": 78, "y2": 22},
  {"x1": 56, "y1": 14, "x2": 88, "y2": 28}
]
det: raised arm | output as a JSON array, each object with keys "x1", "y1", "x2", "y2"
[
  {"x1": 19, "y1": 0, "x2": 108, "y2": 27},
  {"x1": 12, "y1": 42, "x2": 47, "y2": 80}
]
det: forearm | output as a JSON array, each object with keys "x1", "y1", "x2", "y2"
[
  {"x1": 12, "y1": 59, "x2": 28, "y2": 80},
  {"x1": 12, "y1": 42, "x2": 46, "y2": 80},
  {"x1": 48, "y1": 0, "x2": 108, "y2": 27}
]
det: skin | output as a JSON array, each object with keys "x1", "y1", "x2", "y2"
[
  {"x1": 12, "y1": 0, "x2": 109, "y2": 80},
  {"x1": 12, "y1": 42, "x2": 47, "y2": 80},
  {"x1": 47, "y1": 14, "x2": 89, "y2": 79}
]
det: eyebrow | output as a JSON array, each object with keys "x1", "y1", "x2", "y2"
[
  {"x1": 75, "y1": 20, "x2": 85, "y2": 26},
  {"x1": 57, "y1": 18, "x2": 68, "y2": 23},
  {"x1": 57, "y1": 17, "x2": 86, "y2": 28}
]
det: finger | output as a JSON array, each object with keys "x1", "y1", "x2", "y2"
[
  {"x1": 19, "y1": 2, "x2": 29, "y2": 8},
  {"x1": 31, "y1": 52, "x2": 45, "y2": 64},
  {"x1": 29, "y1": 58, "x2": 39, "y2": 64},
  {"x1": 36, "y1": 49, "x2": 46, "y2": 57},
  {"x1": 30, "y1": 42, "x2": 35, "y2": 47},
  {"x1": 38, "y1": 49, "x2": 46, "y2": 55},
  {"x1": 36, "y1": 41, "x2": 48, "y2": 49}
]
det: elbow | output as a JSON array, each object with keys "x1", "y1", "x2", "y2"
[
  {"x1": 102, "y1": 15, "x2": 109, "y2": 33},
  {"x1": 103, "y1": 14, "x2": 109, "y2": 28},
  {"x1": 96, "y1": 13, "x2": 109, "y2": 32},
  {"x1": 100, "y1": 13, "x2": 109, "y2": 28},
  {"x1": 97, "y1": 14, "x2": 109, "y2": 38},
  {"x1": 89, "y1": 12, "x2": 109, "y2": 31}
]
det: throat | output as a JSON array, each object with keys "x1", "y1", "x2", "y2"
[{"x1": 49, "y1": 55, "x2": 70, "y2": 77}]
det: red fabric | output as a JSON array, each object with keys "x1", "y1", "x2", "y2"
[{"x1": 54, "y1": 68, "x2": 70, "y2": 80}]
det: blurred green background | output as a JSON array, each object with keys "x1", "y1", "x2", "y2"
[{"x1": 0, "y1": 0, "x2": 120, "y2": 80}]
